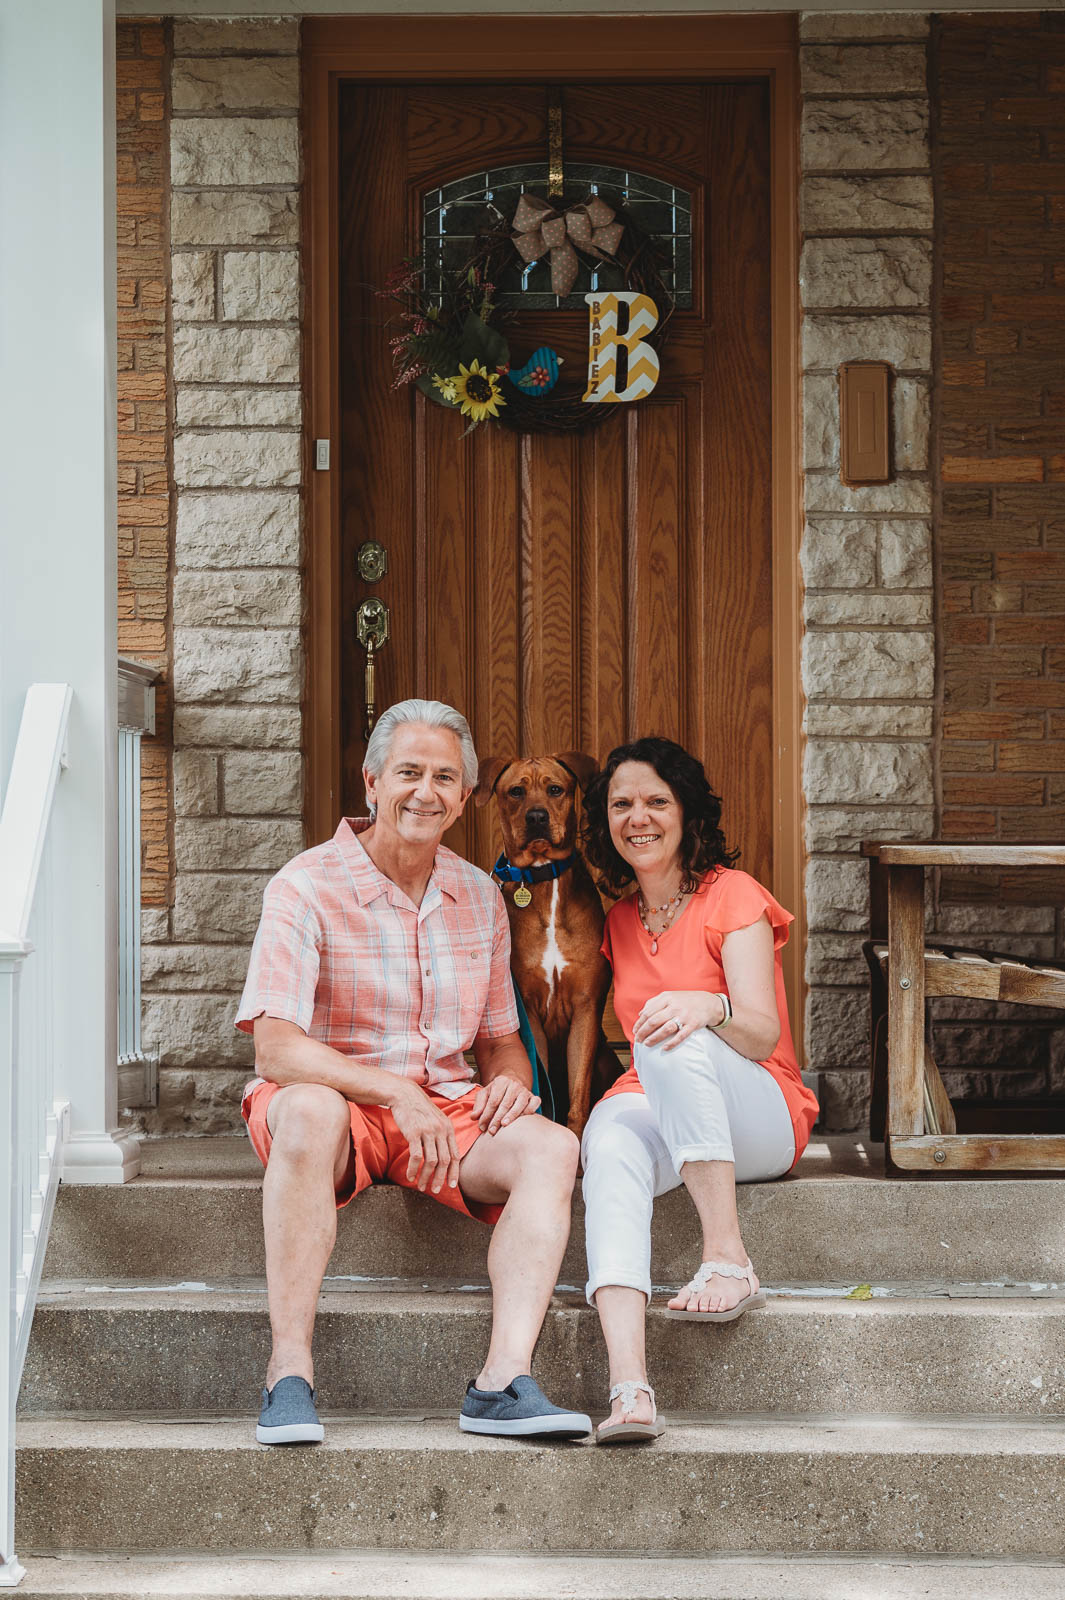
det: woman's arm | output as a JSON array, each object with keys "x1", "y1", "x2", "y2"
[
  {"x1": 717, "y1": 913, "x2": 781, "y2": 1061},
  {"x1": 631, "y1": 911, "x2": 781, "y2": 1062}
]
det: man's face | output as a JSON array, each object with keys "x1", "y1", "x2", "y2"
[{"x1": 364, "y1": 723, "x2": 471, "y2": 849}]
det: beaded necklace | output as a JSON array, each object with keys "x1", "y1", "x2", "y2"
[{"x1": 637, "y1": 883, "x2": 687, "y2": 956}]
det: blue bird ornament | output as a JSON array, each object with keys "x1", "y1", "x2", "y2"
[{"x1": 507, "y1": 346, "x2": 563, "y2": 396}]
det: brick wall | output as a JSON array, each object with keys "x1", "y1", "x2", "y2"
[
  {"x1": 928, "y1": 12, "x2": 1065, "y2": 1105},
  {"x1": 117, "y1": 16, "x2": 172, "y2": 909},
  {"x1": 935, "y1": 12, "x2": 1065, "y2": 895}
]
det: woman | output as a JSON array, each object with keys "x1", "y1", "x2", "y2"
[{"x1": 579, "y1": 737, "x2": 818, "y2": 1443}]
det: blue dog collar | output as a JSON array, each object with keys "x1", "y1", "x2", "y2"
[{"x1": 492, "y1": 851, "x2": 577, "y2": 887}]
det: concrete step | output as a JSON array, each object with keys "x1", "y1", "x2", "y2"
[
  {"x1": 42, "y1": 1136, "x2": 1065, "y2": 1285},
  {"x1": 21, "y1": 1280, "x2": 1065, "y2": 1419},
  {"x1": 17, "y1": 1414, "x2": 1065, "y2": 1558},
  {"x1": 16, "y1": 1550, "x2": 1065, "y2": 1600}
]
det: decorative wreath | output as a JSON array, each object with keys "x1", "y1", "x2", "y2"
[{"x1": 379, "y1": 191, "x2": 674, "y2": 437}]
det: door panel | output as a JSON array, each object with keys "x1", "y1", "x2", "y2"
[
  {"x1": 474, "y1": 425, "x2": 522, "y2": 768},
  {"x1": 629, "y1": 400, "x2": 684, "y2": 740},
  {"x1": 338, "y1": 80, "x2": 772, "y2": 888},
  {"x1": 577, "y1": 422, "x2": 626, "y2": 762},
  {"x1": 522, "y1": 434, "x2": 579, "y2": 756}
]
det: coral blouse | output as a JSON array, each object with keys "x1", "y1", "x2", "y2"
[{"x1": 600, "y1": 867, "x2": 818, "y2": 1168}]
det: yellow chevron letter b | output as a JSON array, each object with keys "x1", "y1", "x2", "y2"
[{"x1": 582, "y1": 292, "x2": 660, "y2": 404}]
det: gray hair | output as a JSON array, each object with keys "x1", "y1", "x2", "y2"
[{"x1": 363, "y1": 698, "x2": 479, "y2": 791}]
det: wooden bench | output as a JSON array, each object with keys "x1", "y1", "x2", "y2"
[{"x1": 862, "y1": 841, "x2": 1065, "y2": 1172}]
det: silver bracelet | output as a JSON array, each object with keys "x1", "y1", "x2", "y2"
[{"x1": 710, "y1": 992, "x2": 732, "y2": 1030}]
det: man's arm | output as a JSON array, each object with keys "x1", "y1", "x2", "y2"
[
  {"x1": 254, "y1": 1014, "x2": 417, "y2": 1101},
  {"x1": 254, "y1": 1016, "x2": 463, "y2": 1194},
  {"x1": 470, "y1": 1031, "x2": 540, "y2": 1134}
]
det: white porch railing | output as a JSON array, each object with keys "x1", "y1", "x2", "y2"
[
  {"x1": 117, "y1": 659, "x2": 158, "y2": 1111},
  {"x1": 0, "y1": 683, "x2": 74, "y2": 1585}
]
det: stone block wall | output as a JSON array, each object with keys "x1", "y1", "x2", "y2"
[
  {"x1": 117, "y1": 17, "x2": 172, "y2": 906},
  {"x1": 799, "y1": 12, "x2": 935, "y2": 1129},
  {"x1": 137, "y1": 16, "x2": 304, "y2": 1131}
]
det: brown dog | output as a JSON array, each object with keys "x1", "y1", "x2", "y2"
[{"x1": 475, "y1": 753, "x2": 620, "y2": 1136}]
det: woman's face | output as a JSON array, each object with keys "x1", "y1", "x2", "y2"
[{"x1": 606, "y1": 761, "x2": 685, "y2": 880}]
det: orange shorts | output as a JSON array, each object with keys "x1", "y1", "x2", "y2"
[{"x1": 241, "y1": 1078, "x2": 502, "y2": 1225}]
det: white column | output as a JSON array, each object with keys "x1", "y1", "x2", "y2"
[{"x1": 0, "y1": 0, "x2": 139, "y2": 1181}]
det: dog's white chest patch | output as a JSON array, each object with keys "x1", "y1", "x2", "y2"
[{"x1": 541, "y1": 879, "x2": 568, "y2": 996}]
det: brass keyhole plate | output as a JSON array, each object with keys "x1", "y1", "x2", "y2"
[{"x1": 357, "y1": 540, "x2": 388, "y2": 584}]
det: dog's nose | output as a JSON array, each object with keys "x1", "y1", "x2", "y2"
[{"x1": 525, "y1": 807, "x2": 550, "y2": 829}]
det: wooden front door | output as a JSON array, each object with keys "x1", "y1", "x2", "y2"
[{"x1": 336, "y1": 79, "x2": 773, "y2": 884}]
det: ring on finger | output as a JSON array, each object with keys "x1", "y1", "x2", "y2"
[{"x1": 672, "y1": 1017, "x2": 682, "y2": 1033}]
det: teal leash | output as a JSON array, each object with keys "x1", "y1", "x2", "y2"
[{"x1": 511, "y1": 978, "x2": 556, "y2": 1121}]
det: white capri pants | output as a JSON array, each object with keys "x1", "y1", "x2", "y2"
[{"x1": 581, "y1": 1027, "x2": 795, "y2": 1305}]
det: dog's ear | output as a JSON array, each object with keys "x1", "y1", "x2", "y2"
[
  {"x1": 554, "y1": 752, "x2": 599, "y2": 791},
  {"x1": 475, "y1": 755, "x2": 512, "y2": 807}
]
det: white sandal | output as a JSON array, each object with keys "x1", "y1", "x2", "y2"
[
  {"x1": 595, "y1": 1380, "x2": 665, "y2": 1444},
  {"x1": 664, "y1": 1257, "x2": 766, "y2": 1322}
]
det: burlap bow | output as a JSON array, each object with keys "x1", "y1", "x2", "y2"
[{"x1": 511, "y1": 193, "x2": 624, "y2": 298}]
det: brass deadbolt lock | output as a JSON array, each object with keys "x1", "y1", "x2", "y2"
[{"x1": 357, "y1": 540, "x2": 388, "y2": 584}]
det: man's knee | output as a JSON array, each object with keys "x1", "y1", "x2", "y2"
[
  {"x1": 268, "y1": 1082, "x2": 351, "y2": 1161},
  {"x1": 506, "y1": 1114, "x2": 579, "y2": 1183}
]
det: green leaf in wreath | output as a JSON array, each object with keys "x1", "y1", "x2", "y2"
[
  {"x1": 407, "y1": 326, "x2": 462, "y2": 372},
  {"x1": 459, "y1": 312, "x2": 510, "y2": 376}
]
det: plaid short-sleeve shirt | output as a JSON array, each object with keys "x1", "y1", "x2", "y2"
[{"x1": 236, "y1": 818, "x2": 519, "y2": 1096}]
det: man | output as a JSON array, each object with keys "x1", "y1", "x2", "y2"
[{"x1": 236, "y1": 698, "x2": 590, "y2": 1443}]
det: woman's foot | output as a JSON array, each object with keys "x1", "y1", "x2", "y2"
[
  {"x1": 596, "y1": 1379, "x2": 664, "y2": 1443},
  {"x1": 603, "y1": 1380, "x2": 656, "y2": 1429},
  {"x1": 667, "y1": 1256, "x2": 761, "y2": 1315}
]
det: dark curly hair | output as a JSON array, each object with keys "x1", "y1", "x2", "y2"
[{"x1": 581, "y1": 736, "x2": 738, "y2": 898}]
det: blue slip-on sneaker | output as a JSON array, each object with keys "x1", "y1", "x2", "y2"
[
  {"x1": 256, "y1": 1376, "x2": 325, "y2": 1445},
  {"x1": 459, "y1": 1374, "x2": 592, "y2": 1439}
]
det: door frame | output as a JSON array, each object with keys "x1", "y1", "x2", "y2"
[{"x1": 303, "y1": 14, "x2": 806, "y2": 1048}]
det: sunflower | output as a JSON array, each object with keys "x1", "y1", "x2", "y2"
[{"x1": 452, "y1": 359, "x2": 506, "y2": 423}]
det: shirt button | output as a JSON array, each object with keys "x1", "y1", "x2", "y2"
[{"x1": 424, "y1": 968, "x2": 431, "y2": 977}]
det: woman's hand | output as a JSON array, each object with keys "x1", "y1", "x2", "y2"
[{"x1": 633, "y1": 990, "x2": 724, "y2": 1049}]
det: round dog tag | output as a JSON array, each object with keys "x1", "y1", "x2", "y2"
[{"x1": 513, "y1": 885, "x2": 532, "y2": 908}]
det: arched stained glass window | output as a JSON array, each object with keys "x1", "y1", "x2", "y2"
[{"x1": 422, "y1": 162, "x2": 692, "y2": 312}]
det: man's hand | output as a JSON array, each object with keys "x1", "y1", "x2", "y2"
[
  {"x1": 387, "y1": 1082, "x2": 462, "y2": 1194},
  {"x1": 472, "y1": 1074, "x2": 541, "y2": 1135}
]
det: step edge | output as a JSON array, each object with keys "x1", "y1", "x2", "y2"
[
  {"x1": 31, "y1": 1288, "x2": 1065, "y2": 1315},
  {"x1": 17, "y1": 1412, "x2": 1065, "y2": 1451}
]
